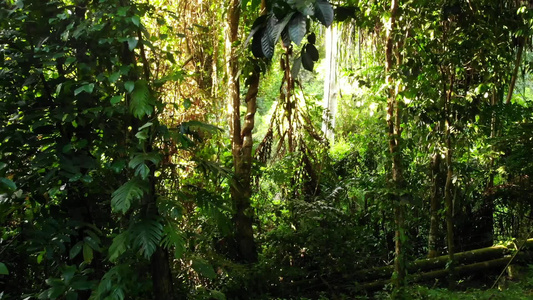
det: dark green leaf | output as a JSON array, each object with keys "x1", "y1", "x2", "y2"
[
  {"x1": 251, "y1": 28, "x2": 266, "y2": 58},
  {"x1": 130, "y1": 80, "x2": 153, "y2": 119},
  {"x1": 131, "y1": 217, "x2": 164, "y2": 259},
  {"x1": 131, "y1": 15, "x2": 141, "y2": 27},
  {"x1": 82, "y1": 243, "x2": 93, "y2": 263},
  {"x1": 110, "y1": 95, "x2": 122, "y2": 105},
  {"x1": 74, "y1": 83, "x2": 95, "y2": 96},
  {"x1": 108, "y1": 72, "x2": 120, "y2": 83},
  {"x1": 127, "y1": 37, "x2": 138, "y2": 51},
  {"x1": 307, "y1": 32, "x2": 316, "y2": 44},
  {"x1": 0, "y1": 262, "x2": 8, "y2": 275},
  {"x1": 69, "y1": 241, "x2": 83, "y2": 259},
  {"x1": 288, "y1": 13, "x2": 306, "y2": 45},
  {"x1": 315, "y1": 0, "x2": 334, "y2": 27},
  {"x1": 124, "y1": 81, "x2": 135, "y2": 93},
  {"x1": 183, "y1": 98, "x2": 192, "y2": 109},
  {"x1": 111, "y1": 178, "x2": 149, "y2": 214},
  {"x1": 108, "y1": 232, "x2": 128, "y2": 262},
  {"x1": 306, "y1": 43, "x2": 319, "y2": 61},
  {"x1": 301, "y1": 50, "x2": 314, "y2": 71},
  {"x1": 0, "y1": 177, "x2": 16, "y2": 191}
]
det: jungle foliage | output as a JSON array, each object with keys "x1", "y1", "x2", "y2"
[{"x1": 1, "y1": 0, "x2": 533, "y2": 299}]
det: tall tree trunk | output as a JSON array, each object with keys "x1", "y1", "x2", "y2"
[
  {"x1": 118, "y1": 5, "x2": 175, "y2": 295},
  {"x1": 444, "y1": 71, "x2": 456, "y2": 284},
  {"x1": 322, "y1": 24, "x2": 338, "y2": 142},
  {"x1": 225, "y1": 0, "x2": 259, "y2": 262},
  {"x1": 385, "y1": 0, "x2": 406, "y2": 294},
  {"x1": 428, "y1": 153, "x2": 443, "y2": 258}
]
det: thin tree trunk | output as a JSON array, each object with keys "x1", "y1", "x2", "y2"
[
  {"x1": 225, "y1": 0, "x2": 259, "y2": 262},
  {"x1": 385, "y1": 0, "x2": 406, "y2": 294},
  {"x1": 322, "y1": 24, "x2": 338, "y2": 142},
  {"x1": 506, "y1": 37, "x2": 524, "y2": 104}
]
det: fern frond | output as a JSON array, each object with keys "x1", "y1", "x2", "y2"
[
  {"x1": 111, "y1": 178, "x2": 148, "y2": 214},
  {"x1": 130, "y1": 80, "x2": 154, "y2": 119},
  {"x1": 131, "y1": 216, "x2": 164, "y2": 259}
]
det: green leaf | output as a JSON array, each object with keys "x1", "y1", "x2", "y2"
[
  {"x1": 0, "y1": 177, "x2": 16, "y2": 191},
  {"x1": 111, "y1": 178, "x2": 149, "y2": 214},
  {"x1": 261, "y1": 18, "x2": 276, "y2": 59},
  {"x1": 131, "y1": 15, "x2": 141, "y2": 27},
  {"x1": 74, "y1": 83, "x2": 95, "y2": 96},
  {"x1": 131, "y1": 217, "x2": 164, "y2": 259},
  {"x1": 138, "y1": 122, "x2": 153, "y2": 130},
  {"x1": 134, "y1": 163, "x2": 150, "y2": 179},
  {"x1": 288, "y1": 13, "x2": 307, "y2": 45},
  {"x1": 124, "y1": 81, "x2": 135, "y2": 93},
  {"x1": 135, "y1": 130, "x2": 148, "y2": 140},
  {"x1": 83, "y1": 243, "x2": 93, "y2": 263},
  {"x1": 129, "y1": 152, "x2": 161, "y2": 169},
  {"x1": 130, "y1": 80, "x2": 154, "y2": 119},
  {"x1": 301, "y1": 49, "x2": 314, "y2": 71},
  {"x1": 108, "y1": 232, "x2": 128, "y2": 262},
  {"x1": 161, "y1": 223, "x2": 186, "y2": 259},
  {"x1": 270, "y1": 13, "x2": 294, "y2": 46},
  {"x1": 305, "y1": 43, "x2": 319, "y2": 61},
  {"x1": 127, "y1": 37, "x2": 138, "y2": 51},
  {"x1": 84, "y1": 236, "x2": 101, "y2": 252},
  {"x1": 191, "y1": 258, "x2": 216, "y2": 279},
  {"x1": 110, "y1": 95, "x2": 122, "y2": 105},
  {"x1": 108, "y1": 72, "x2": 120, "y2": 83},
  {"x1": 69, "y1": 241, "x2": 83, "y2": 259},
  {"x1": 183, "y1": 98, "x2": 192, "y2": 109},
  {"x1": 0, "y1": 262, "x2": 8, "y2": 275},
  {"x1": 315, "y1": 0, "x2": 334, "y2": 27}
]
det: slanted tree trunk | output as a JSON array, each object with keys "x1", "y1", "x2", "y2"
[
  {"x1": 505, "y1": 37, "x2": 524, "y2": 104},
  {"x1": 225, "y1": 0, "x2": 260, "y2": 263},
  {"x1": 385, "y1": 0, "x2": 406, "y2": 294},
  {"x1": 322, "y1": 24, "x2": 338, "y2": 142}
]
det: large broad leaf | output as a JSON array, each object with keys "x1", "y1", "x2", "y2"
[
  {"x1": 269, "y1": 12, "x2": 294, "y2": 46},
  {"x1": 111, "y1": 178, "x2": 148, "y2": 214},
  {"x1": 129, "y1": 152, "x2": 161, "y2": 179},
  {"x1": 108, "y1": 232, "x2": 128, "y2": 262},
  {"x1": 251, "y1": 28, "x2": 266, "y2": 58},
  {"x1": 161, "y1": 223, "x2": 186, "y2": 259},
  {"x1": 131, "y1": 217, "x2": 164, "y2": 259},
  {"x1": 130, "y1": 80, "x2": 154, "y2": 119},
  {"x1": 301, "y1": 50, "x2": 314, "y2": 71},
  {"x1": 281, "y1": 27, "x2": 291, "y2": 48},
  {"x1": 288, "y1": 13, "x2": 307, "y2": 45},
  {"x1": 306, "y1": 43, "x2": 319, "y2": 61},
  {"x1": 315, "y1": 0, "x2": 334, "y2": 27},
  {"x1": 261, "y1": 17, "x2": 276, "y2": 59}
]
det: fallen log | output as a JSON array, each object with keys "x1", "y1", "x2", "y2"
[
  {"x1": 356, "y1": 239, "x2": 533, "y2": 282},
  {"x1": 360, "y1": 252, "x2": 533, "y2": 292},
  {"x1": 355, "y1": 245, "x2": 508, "y2": 282}
]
